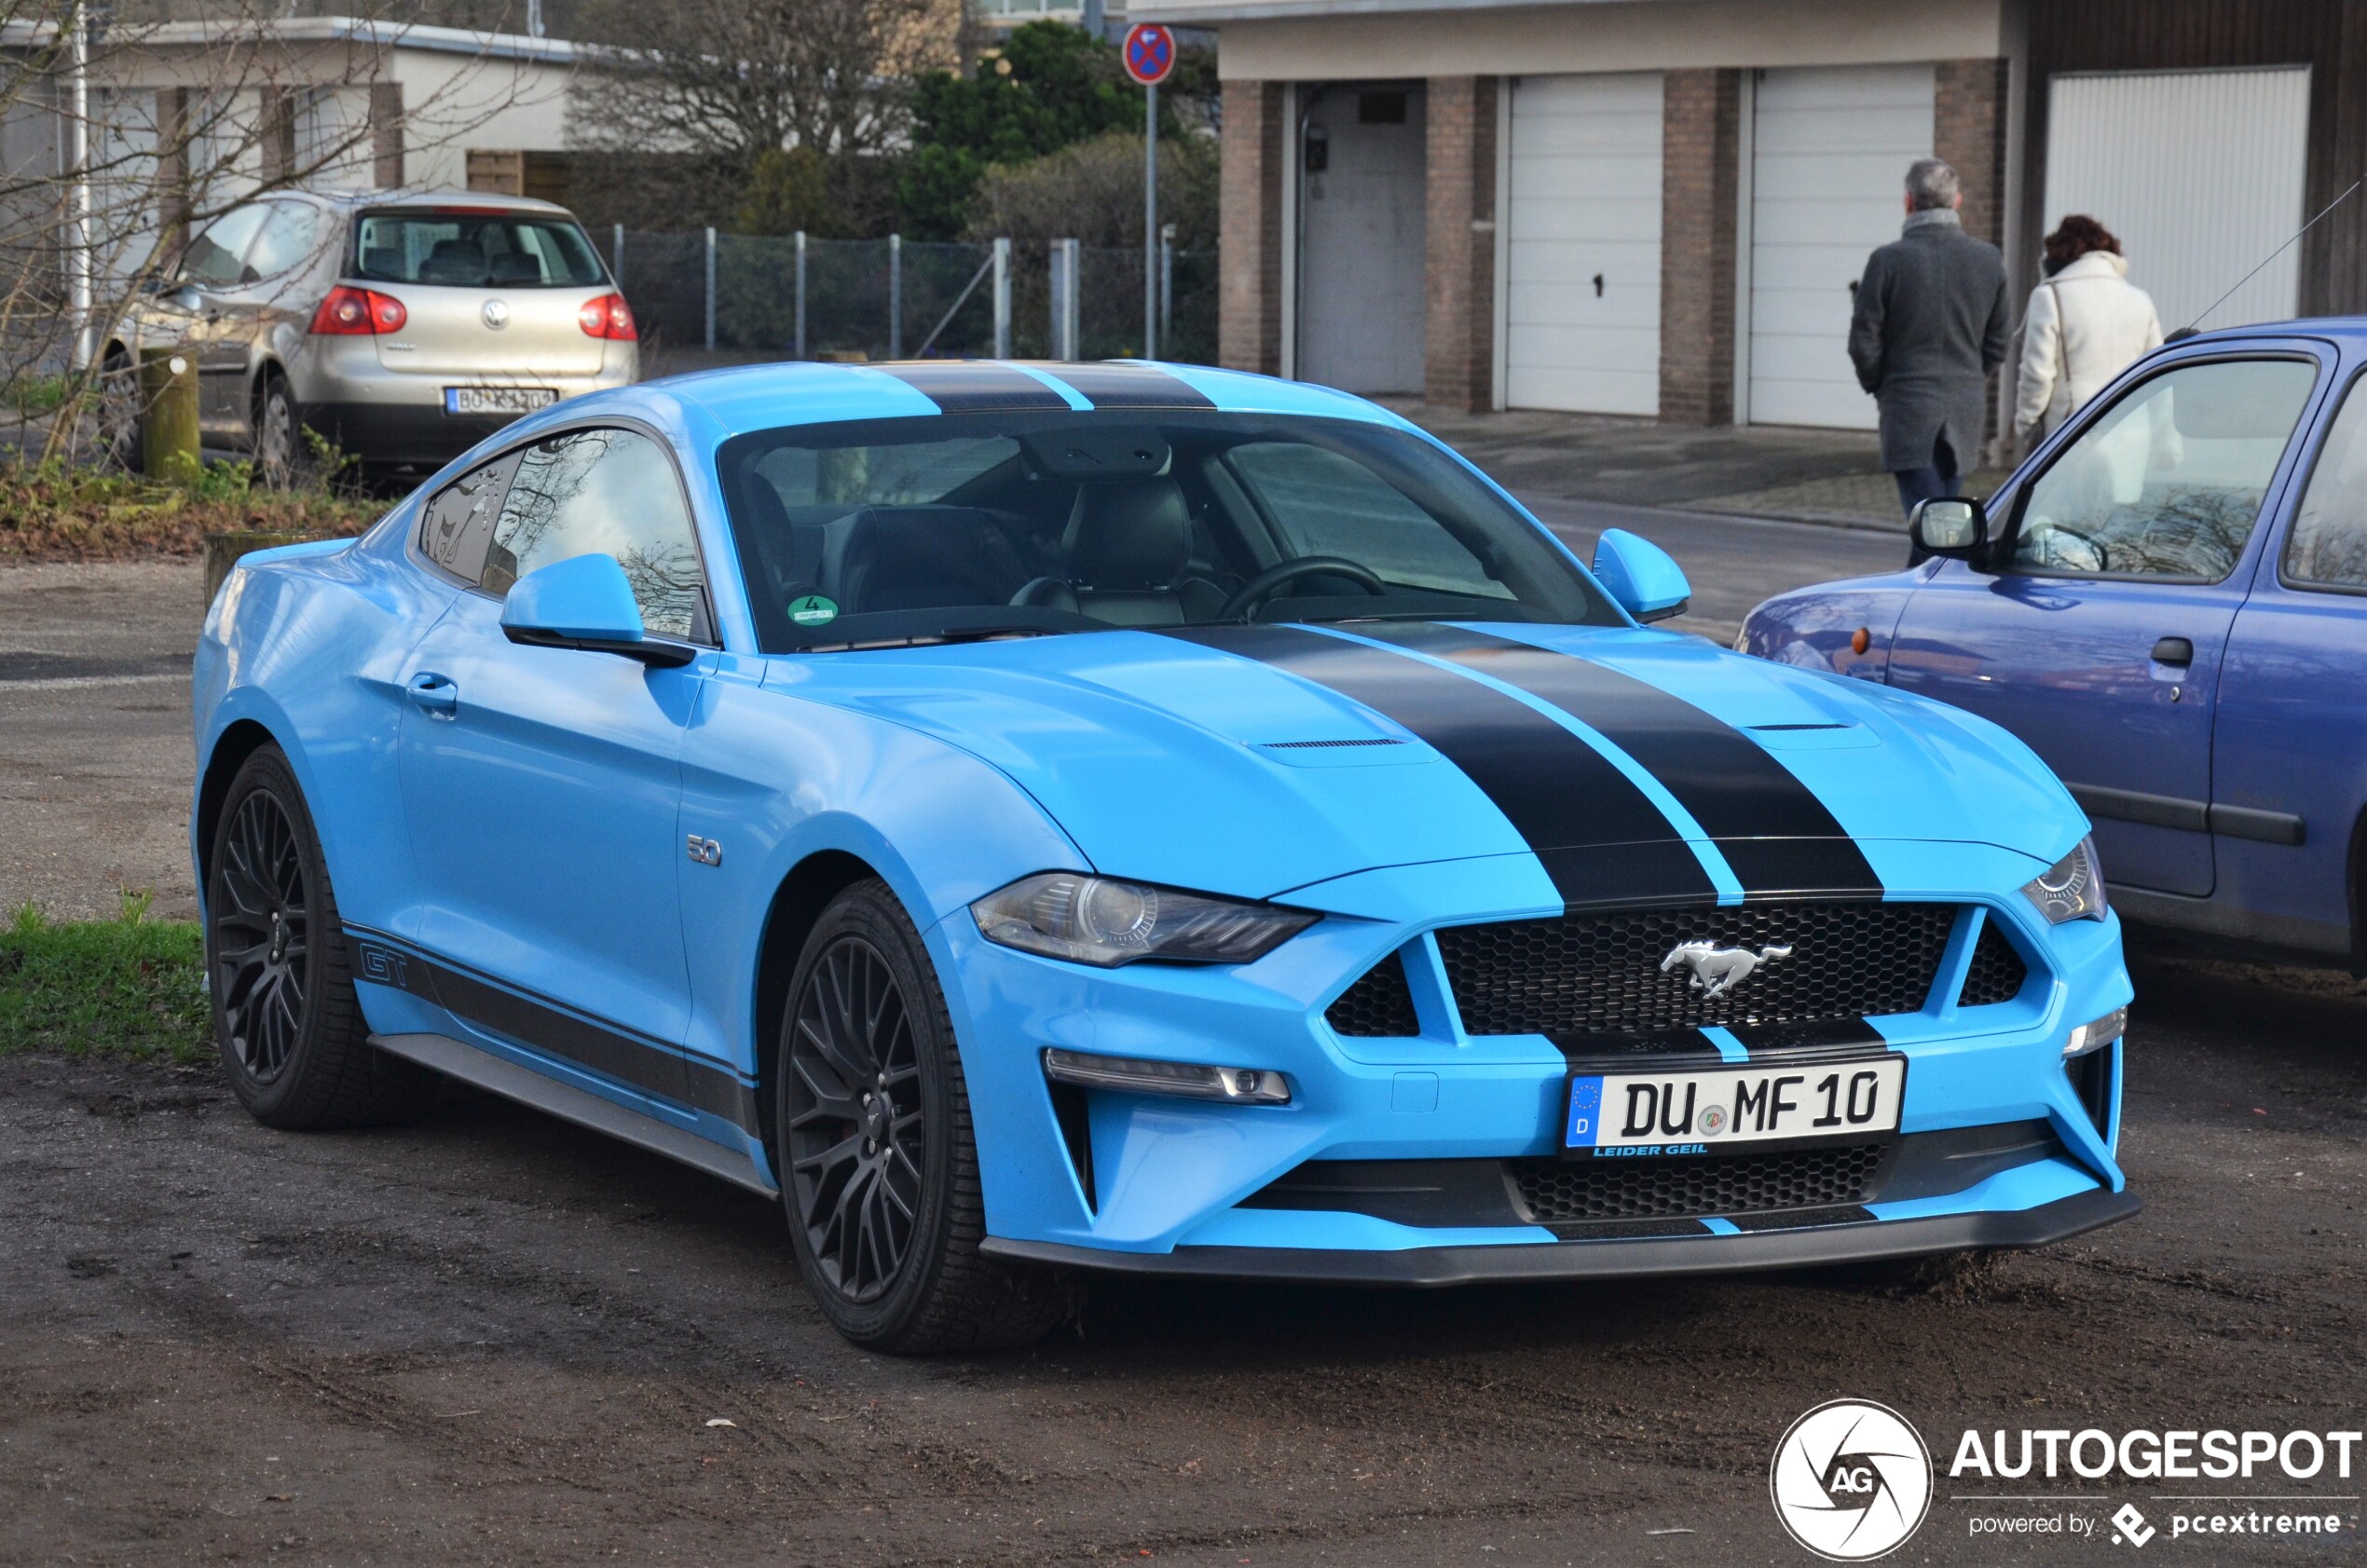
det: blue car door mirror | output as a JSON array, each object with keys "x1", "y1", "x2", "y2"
[
  {"x1": 499, "y1": 552, "x2": 694, "y2": 667},
  {"x1": 1591, "y1": 528, "x2": 1690, "y2": 623},
  {"x1": 1909, "y1": 496, "x2": 1987, "y2": 558}
]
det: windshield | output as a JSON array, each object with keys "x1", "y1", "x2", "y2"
[
  {"x1": 717, "y1": 411, "x2": 1617, "y2": 651},
  {"x1": 353, "y1": 210, "x2": 606, "y2": 289}
]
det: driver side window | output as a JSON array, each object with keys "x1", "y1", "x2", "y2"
[
  {"x1": 176, "y1": 204, "x2": 269, "y2": 288},
  {"x1": 2010, "y1": 358, "x2": 2317, "y2": 580}
]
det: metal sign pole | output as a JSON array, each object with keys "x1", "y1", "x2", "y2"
[
  {"x1": 1144, "y1": 82, "x2": 1157, "y2": 360},
  {"x1": 794, "y1": 231, "x2": 807, "y2": 359},
  {"x1": 992, "y1": 237, "x2": 1011, "y2": 359}
]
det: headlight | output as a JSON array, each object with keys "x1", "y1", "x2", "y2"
[
  {"x1": 970, "y1": 872, "x2": 1318, "y2": 967},
  {"x1": 2022, "y1": 836, "x2": 2107, "y2": 923}
]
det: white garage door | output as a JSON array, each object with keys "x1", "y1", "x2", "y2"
[
  {"x1": 1747, "y1": 64, "x2": 1936, "y2": 429},
  {"x1": 2046, "y1": 68, "x2": 2309, "y2": 335},
  {"x1": 1504, "y1": 72, "x2": 1663, "y2": 416}
]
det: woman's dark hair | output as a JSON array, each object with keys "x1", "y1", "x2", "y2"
[{"x1": 2043, "y1": 214, "x2": 2122, "y2": 275}]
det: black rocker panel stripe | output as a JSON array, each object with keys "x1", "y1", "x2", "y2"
[
  {"x1": 1042, "y1": 361, "x2": 1217, "y2": 409},
  {"x1": 870, "y1": 361, "x2": 1074, "y2": 413},
  {"x1": 1361, "y1": 623, "x2": 1881, "y2": 897},
  {"x1": 349, "y1": 932, "x2": 759, "y2": 1133},
  {"x1": 1166, "y1": 624, "x2": 1716, "y2": 906}
]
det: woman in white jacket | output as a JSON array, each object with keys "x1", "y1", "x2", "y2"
[{"x1": 2015, "y1": 215, "x2": 2165, "y2": 445}]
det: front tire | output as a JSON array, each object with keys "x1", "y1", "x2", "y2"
[
  {"x1": 206, "y1": 745, "x2": 435, "y2": 1128},
  {"x1": 776, "y1": 879, "x2": 1067, "y2": 1352}
]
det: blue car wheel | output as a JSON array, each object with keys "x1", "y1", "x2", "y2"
[
  {"x1": 776, "y1": 880, "x2": 1069, "y2": 1352},
  {"x1": 205, "y1": 747, "x2": 434, "y2": 1129}
]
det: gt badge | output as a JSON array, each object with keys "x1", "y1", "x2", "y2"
[
  {"x1": 1661, "y1": 940, "x2": 1793, "y2": 1000},
  {"x1": 687, "y1": 835, "x2": 723, "y2": 866}
]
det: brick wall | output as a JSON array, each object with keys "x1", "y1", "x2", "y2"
[
  {"x1": 1220, "y1": 80, "x2": 1288, "y2": 376},
  {"x1": 1424, "y1": 76, "x2": 1498, "y2": 412},
  {"x1": 1658, "y1": 68, "x2": 1741, "y2": 425},
  {"x1": 1935, "y1": 58, "x2": 2010, "y2": 247}
]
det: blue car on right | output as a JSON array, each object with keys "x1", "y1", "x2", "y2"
[{"x1": 1743, "y1": 319, "x2": 2367, "y2": 969}]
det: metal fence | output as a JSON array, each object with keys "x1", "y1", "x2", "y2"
[{"x1": 609, "y1": 227, "x2": 1218, "y2": 366}]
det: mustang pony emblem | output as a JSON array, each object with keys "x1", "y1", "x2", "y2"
[{"x1": 1661, "y1": 940, "x2": 1794, "y2": 1000}]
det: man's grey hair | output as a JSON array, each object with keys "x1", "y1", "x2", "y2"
[{"x1": 1906, "y1": 158, "x2": 1962, "y2": 211}]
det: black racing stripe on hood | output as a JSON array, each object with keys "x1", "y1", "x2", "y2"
[
  {"x1": 1042, "y1": 362, "x2": 1217, "y2": 409},
  {"x1": 1361, "y1": 623, "x2": 1882, "y2": 898},
  {"x1": 870, "y1": 362, "x2": 1074, "y2": 412},
  {"x1": 1164, "y1": 623, "x2": 1717, "y2": 906}
]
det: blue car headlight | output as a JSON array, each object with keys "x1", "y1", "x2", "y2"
[
  {"x1": 2022, "y1": 836, "x2": 2107, "y2": 924},
  {"x1": 971, "y1": 872, "x2": 1317, "y2": 967}
]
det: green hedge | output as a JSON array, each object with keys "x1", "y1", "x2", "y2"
[{"x1": 0, "y1": 905, "x2": 212, "y2": 1064}]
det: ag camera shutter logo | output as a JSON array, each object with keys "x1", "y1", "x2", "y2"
[{"x1": 1771, "y1": 1399, "x2": 1934, "y2": 1561}]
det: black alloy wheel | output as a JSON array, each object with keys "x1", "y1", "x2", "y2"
[
  {"x1": 775, "y1": 880, "x2": 1068, "y2": 1352},
  {"x1": 212, "y1": 785, "x2": 310, "y2": 1084},
  {"x1": 205, "y1": 745, "x2": 435, "y2": 1129},
  {"x1": 786, "y1": 933, "x2": 926, "y2": 1303}
]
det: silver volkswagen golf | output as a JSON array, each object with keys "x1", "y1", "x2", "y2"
[{"x1": 100, "y1": 189, "x2": 638, "y2": 484}]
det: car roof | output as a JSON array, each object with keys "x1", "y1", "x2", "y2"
[
  {"x1": 2167, "y1": 313, "x2": 2367, "y2": 347},
  {"x1": 289, "y1": 187, "x2": 577, "y2": 218},
  {"x1": 628, "y1": 359, "x2": 1415, "y2": 440}
]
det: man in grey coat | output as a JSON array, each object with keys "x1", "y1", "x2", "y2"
[{"x1": 1847, "y1": 158, "x2": 2008, "y2": 520}]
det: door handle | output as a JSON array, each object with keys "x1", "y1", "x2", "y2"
[
  {"x1": 2151, "y1": 636, "x2": 2195, "y2": 665},
  {"x1": 406, "y1": 671, "x2": 458, "y2": 717}
]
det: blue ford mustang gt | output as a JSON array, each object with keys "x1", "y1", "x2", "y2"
[{"x1": 193, "y1": 359, "x2": 2137, "y2": 1351}]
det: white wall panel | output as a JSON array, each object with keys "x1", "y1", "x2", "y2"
[
  {"x1": 1747, "y1": 63, "x2": 1935, "y2": 429},
  {"x1": 2045, "y1": 67, "x2": 2309, "y2": 334},
  {"x1": 1505, "y1": 71, "x2": 1663, "y2": 416}
]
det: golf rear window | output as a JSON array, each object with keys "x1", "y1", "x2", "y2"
[{"x1": 353, "y1": 211, "x2": 606, "y2": 289}]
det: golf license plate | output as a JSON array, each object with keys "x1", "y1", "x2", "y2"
[
  {"x1": 1565, "y1": 1057, "x2": 1905, "y2": 1156},
  {"x1": 445, "y1": 386, "x2": 557, "y2": 416}
]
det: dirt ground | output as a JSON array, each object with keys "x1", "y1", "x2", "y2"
[{"x1": 3, "y1": 953, "x2": 2360, "y2": 1567}]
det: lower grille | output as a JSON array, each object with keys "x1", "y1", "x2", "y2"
[
  {"x1": 1509, "y1": 1144, "x2": 1885, "y2": 1222},
  {"x1": 1436, "y1": 902, "x2": 1957, "y2": 1037}
]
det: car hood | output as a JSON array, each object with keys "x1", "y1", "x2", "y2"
[{"x1": 760, "y1": 621, "x2": 2084, "y2": 905}]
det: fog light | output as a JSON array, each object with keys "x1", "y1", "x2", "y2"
[
  {"x1": 2063, "y1": 1005, "x2": 2127, "y2": 1059},
  {"x1": 1041, "y1": 1048, "x2": 1291, "y2": 1104}
]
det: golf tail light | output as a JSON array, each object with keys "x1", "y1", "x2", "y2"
[
  {"x1": 2063, "y1": 1004, "x2": 2127, "y2": 1059},
  {"x1": 1043, "y1": 1048, "x2": 1290, "y2": 1104},
  {"x1": 578, "y1": 292, "x2": 636, "y2": 339},
  {"x1": 309, "y1": 285, "x2": 405, "y2": 335},
  {"x1": 971, "y1": 872, "x2": 1316, "y2": 967},
  {"x1": 2022, "y1": 836, "x2": 2107, "y2": 923}
]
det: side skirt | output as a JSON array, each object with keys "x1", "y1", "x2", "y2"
[{"x1": 370, "y1": 1030, "x2": 780, "y2": 1200}]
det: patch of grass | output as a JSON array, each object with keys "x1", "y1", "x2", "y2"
[
  {"x1": 0, "y1": 899, "x2": 212, "y2": 1064},
  {"x1": 2, "y1": 372, "x2": 69, "y2": 416},
  {"x1": 0, "y1": 457, "x2": 377, "y2": 563}
]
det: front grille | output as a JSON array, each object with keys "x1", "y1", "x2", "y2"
[
  {"x1": 1326, "y1": 954, "x2": 1420, "y2": 1037},
  {"x1": 1510, "y1": 1144, "x2": 1885, "y2": 1221},
  {"x1": 1435, "y1": 902, "x2": 1956, "y2": 1037},
  {"x1": 1957, "y1": 918, "x2": 2030, "y2": 1006}
]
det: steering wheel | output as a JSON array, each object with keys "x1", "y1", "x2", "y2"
[{"x1": 1216, "y1": 555, "x2": 1387, "y2": 621}]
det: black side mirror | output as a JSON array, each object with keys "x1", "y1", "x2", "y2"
[{"x1": 1909, "y1": 496, "x2": 1987, "y2": 558}]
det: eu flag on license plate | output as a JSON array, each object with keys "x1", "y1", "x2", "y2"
[{"x1": 1567, "y1": 1076, "x2": 1603, "y2": 1148}]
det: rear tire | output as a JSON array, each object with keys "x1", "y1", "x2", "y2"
[
  {"x1": 94, "y1": 346, "x2": 139, "y2": 470},
  {"x1": 775, "y1": 879, "x2": 1068, "y2": 1353},
  {"x1": 253, "y1": 373, "x2": 304, "y2": 489},
  {"x1": 206, "y1": 744, "x2": 437, "y2": 1129}
]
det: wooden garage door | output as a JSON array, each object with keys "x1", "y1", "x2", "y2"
[
  {"x1": 1747, "y1": 64, "x2": 1936, "y2": 429},
  {"x1": 1505, "y1": 72, "x2": 1664, "y2": 416}
]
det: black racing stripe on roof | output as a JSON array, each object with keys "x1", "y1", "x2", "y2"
[
  {"x1": 869, "y1": 362, "x2": 1074, "y2": 412},
  {"x1": 1162, "y1": 623, "x2": 1716, "y2": 907},
  {"x1": 1041, "y1": 362, "x2": 1217, "y2": 409},
  {"x1": 1358, "y1": 623, "x2": 1882, "y2": 899}
]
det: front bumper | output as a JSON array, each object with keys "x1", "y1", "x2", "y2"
[
  {"x1": 939, "y1": 842, "x2": 2137, "y2": 1279},
  {"x1": 984, "y1": 1184, "x2": 2141, "y2": 1285}
]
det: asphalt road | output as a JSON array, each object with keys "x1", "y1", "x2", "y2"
[{"x1": 3, "y1": 511, "x2": 2361, "y2": 1566}]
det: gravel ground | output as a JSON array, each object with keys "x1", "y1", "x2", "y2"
[{"x1": 2, "y1": 954, "x2": 2360, "y2": 1566}]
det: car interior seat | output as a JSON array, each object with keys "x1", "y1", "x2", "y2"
[
  {"x1": 487, "y1": 251, "x2": 543, "y2": 285},
  {"x1": 1009, "y1": 479, "x2": 1226, "y2": 626},
  {"x1": 421, "y1": 239, "x2": 486, "y2": 284},
  {"x1": 831, "y1": 507, "x2": 1030, "y2": 616},
  {"x1": 362, "y1": 246, "x2": 404, "y2": 280}
]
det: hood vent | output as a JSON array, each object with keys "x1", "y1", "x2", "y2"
[{"x1": 1259, "y1": 737, "x2": 1407, "y2": 750}]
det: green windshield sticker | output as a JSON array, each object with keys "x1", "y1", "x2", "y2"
[{"x1": 788, "y1": 594, "x2": 839, "y2": 627}]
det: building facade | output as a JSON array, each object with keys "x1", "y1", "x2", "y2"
[{"x1": 1144, "y1": 0, "x2": 2367, "y2": 434}]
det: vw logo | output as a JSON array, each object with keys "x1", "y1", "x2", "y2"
[
  {"x1": 1661, "y1": 939, "x2": 1793, "y2": 1000},
  {"x1": 1770, "y1": 1399, "x2": 1932, "y2": 1561},
  {"x1": 481, "y1": 298, "x2": 510, "y2": 330}
]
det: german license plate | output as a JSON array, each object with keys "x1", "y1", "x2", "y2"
[
  {"x1": 1566, "y1": 1057, "x2": 1905, "y2": 1156},
  {"x1": 445, "y1": 386, "x2": 557, "y2": 416}
]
